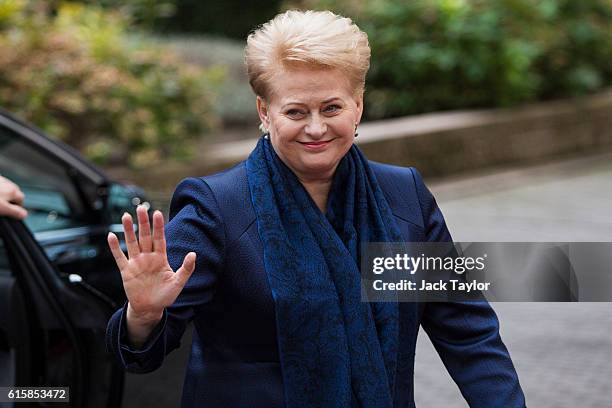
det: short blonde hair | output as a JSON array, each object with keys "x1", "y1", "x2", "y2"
[{"x1": 245, "y1": 10, "x2": 371, "y2": 100}]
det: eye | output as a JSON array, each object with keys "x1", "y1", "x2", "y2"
[
  {"x1": 323, "y1": 104, "x2": 341, "y2": 114},
  {"x1": 285, "y1": 108, "x2": 306, "y2": 118}
]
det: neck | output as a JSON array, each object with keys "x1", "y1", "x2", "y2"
[{"x1": 298, "y1": 176, "x2": 333, "y2": 213}]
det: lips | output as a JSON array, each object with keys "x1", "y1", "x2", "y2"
[{"x1": 298, "y1": 139, "x2": 333, "y2": 149}]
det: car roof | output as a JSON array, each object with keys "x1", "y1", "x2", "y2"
[{"x1": 0, "y1": 108, "x2": 109, "y2": 186}]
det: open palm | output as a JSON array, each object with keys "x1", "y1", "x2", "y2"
[{"x1": 107, "y1": 206, "x2": 196, "y2": 321}]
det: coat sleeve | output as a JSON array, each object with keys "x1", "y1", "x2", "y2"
[
  {"x1": 411, "y1": 168, "x2": 526, "y2": 408},
  {"x1": 105, "y1": 177, "x2": 226, "y2": 373}
]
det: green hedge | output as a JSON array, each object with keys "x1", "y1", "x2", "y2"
[
  {"x1": 287, "y1": 0, "x2": 612, "y2": 119},
  {"x1": 0, "y1": 1, "x2": 222, "y2": 167},
  {"x1": 80, "y1": 0, "x2": 283, "y2": 39}
]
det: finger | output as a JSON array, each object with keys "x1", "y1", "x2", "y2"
[
  {"x1": 152, "y1": 211, "x2": 167, "y2": 254},
  {"x1": 0, "y1": 202, "x2": 28, "y2": 220},
  {"x1": 137, "y1": 205, "x2": 152, "y2": 252},
  {"x1": 11, "y1": 188, "x2": 25, "y2": 206},
  {"x1": 121, "y1": 212, "x2": 140, "y2": 258},
  {"x1": 107, "y1": 232, "x2": 128, "y2": 270},
  {"x1": 175, "y1": 252, "x2": 196, "y2": 288},
  {"x1": 0, "y1": 177, "x2": 21, "y2": 202}
]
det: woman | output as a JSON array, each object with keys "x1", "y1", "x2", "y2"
[{"x1": 106, "y1": 10, "x2": 525, "y2": 407}]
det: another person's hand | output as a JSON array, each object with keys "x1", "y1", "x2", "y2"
[
  {"x1": 107, "y1": 206, "x2": 196, "y2": 347},
  {"x1": 0, "y1": 175, "x2": 27, "y2": 220}
]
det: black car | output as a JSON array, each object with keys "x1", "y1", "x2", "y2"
[{"x1": 0, "y1": 108, "x2": 151, "y2": 407}]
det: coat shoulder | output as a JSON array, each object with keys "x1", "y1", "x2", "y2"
[
  {"x1": 199, "y1": 161, "x2": 255, "y2": 241},
  {"x1": 368, "y1": 161, "x2": 425, "y2": 229}
]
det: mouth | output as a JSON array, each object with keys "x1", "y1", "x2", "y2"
[{"x1": 297, "y1": 139, "x2": 334, "y2": 149}]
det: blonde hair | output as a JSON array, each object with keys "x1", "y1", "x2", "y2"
[{"x1": 245, "y1": 10, "x2": 371, "y2": 101}]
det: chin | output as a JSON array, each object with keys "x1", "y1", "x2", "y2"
[{"x1": 299, "y1": 158, "x2": 339, "y2": 178}]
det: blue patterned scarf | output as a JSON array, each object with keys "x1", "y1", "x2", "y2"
[{"x1": 246, "y1": 136, "x2": 403, "y2": 407}]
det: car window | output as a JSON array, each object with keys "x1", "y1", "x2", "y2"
[
  {"x1": 0, "y1": 126, "x2": 87, "y2": 233},
  {"x1": 107, "y1": 183, "x2": 146, "y2": 222}
]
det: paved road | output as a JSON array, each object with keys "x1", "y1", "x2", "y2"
[
  {"x1": 414, "y1": 152, "x2": 612, "y2": 407},
  {"x1": 123, "y1": 152, "x2": 612, "y2": 407}
]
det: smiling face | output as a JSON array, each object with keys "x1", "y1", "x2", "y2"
[{"x1": 256, "y1": 66, "x2": 363, "y2": 182}]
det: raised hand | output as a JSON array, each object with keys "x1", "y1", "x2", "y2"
[{"x1": 107, "y1": 205, "x2": 196, "y2": 346}]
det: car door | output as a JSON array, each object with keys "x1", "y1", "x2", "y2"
[
  {"x1": 0, "y1": 217, "x2": 124, "y2": 408},
  {"x1": 0, "y1": 110, "x2": 152, "y2": 407},
  {"x1": 0, "y1": 109, "x2": 149, "y2": 306},
  {"x1": 0, "y1": 109, "x2": 174, "y2": 407}
]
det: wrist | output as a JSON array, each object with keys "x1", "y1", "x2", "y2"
[
  {"x1": 125, "y1": 303, "x2": 164, "y2": 348},
  {"x1": 126, "y1": 303, "x2": 163, "y2": 326}
]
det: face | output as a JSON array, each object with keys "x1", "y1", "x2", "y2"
[{"x1": 256, "y1": 67, "x2": 363, "y2": 183}]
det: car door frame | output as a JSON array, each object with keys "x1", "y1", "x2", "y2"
[
  {"x1": 0, "y1": 217, "x2": 124, "y2": 408},
  {"x1": 0, "y1": 109, "x2": 150, "y2": 306}
]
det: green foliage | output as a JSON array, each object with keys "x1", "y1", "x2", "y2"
[
  {"x1": 78, "y1": 0, "x2": 283, "y2": 39},
  {"x1": 79, "y1": 0, "x2": 177, "y2": 30},
  {"x1": 0, "y1": 1, "x2": 222, "y2": 167},
  {"x1": 156, "y1": 0, "x2": 283, "y2": 40},
  {"x1": 160, "y1": 35, "x2": 258, "y2": 125},
  {"x1": 286, "y1": 0, "x2": 612, "y2": 119}
]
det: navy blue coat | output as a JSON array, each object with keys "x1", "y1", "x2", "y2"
[{"x1": 106, "y1": 161, "x2": 525, "y2": 407}]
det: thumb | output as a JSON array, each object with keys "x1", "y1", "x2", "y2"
[{"x1": 175, "y1": 252, "x2": 196, "y2": 287}]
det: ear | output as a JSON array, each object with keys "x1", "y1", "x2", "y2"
[
  {"x1": 256, "y1": 96, "x2": 270, "y2": 131},
  {"x1": 354, "y1": 92, "x2": 364, "y2": 126}
]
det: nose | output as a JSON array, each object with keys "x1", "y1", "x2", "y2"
[{"x1": 304, "y1": 113, "x2": 327, "y2": 139}]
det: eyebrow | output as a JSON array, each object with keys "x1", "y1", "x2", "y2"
[{"x1": 281, "y1": 97, "x2": 342, "y2": 109}]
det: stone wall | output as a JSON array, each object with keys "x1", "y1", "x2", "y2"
[{"x1": 107, "y1": 89, "x2": 612, "y2": 195}]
